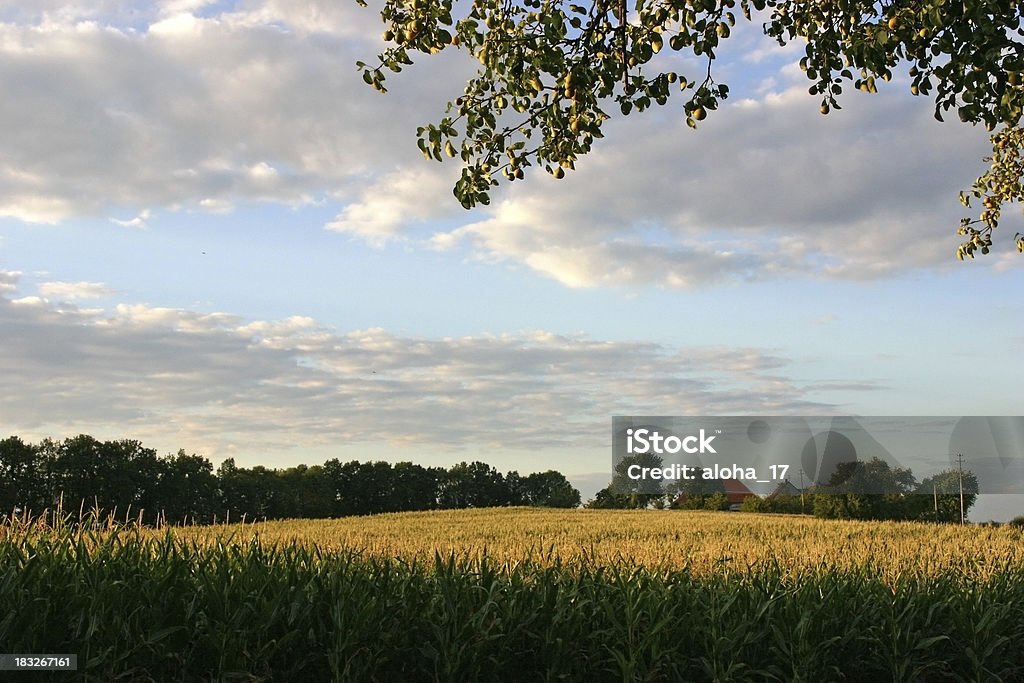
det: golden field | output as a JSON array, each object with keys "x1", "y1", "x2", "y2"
[
  {"x1": 6, "y1": 508, "x2": 1024, "y2": 680},
  {"x1": 159, "y1": 507, "x2": 1024, "y2": 579}
]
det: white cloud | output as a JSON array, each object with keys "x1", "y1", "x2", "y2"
[
  {"x1": 422, "y1": 83, "x2": 996, "y2": 286},
  {"x1": 991, "y1": 250, "x2": 1024, "y2": 272},
  {"x1": 326, "y1": 166, "x2": 460, "y2": 246},
  {"x1": 198, "y1": 197, "x2": 233, "y2": 213},
  {"x1": 148, "y1": 11, "x2": 199, "y2": 35},
  {"x1": 0, "y1": 269, "x2": 19, "y2": 294},
  {"x1": 0, "y1": 1, "x2": 152, "y2": 26},
  {"x1": 230, "y1": 0, "x2": 386, "y2": 38},
  {"x1": 0, "y1": 275, "x2": 846, "y2": 456},
  {"x1": 1, "y1": 1, "x2": 1016, "y2": 286},
  {"x1": 37, "y1": 280, "x2": 114, "y2": 300},
  {"x1": 0, "y1": 194, "x2": 76, "y2": 224},
  {"x1": 110, "y1": 208, "x2": 150, "y2": 228},
  {"x1": 0, "y1": 1, "x2": 473, "y2": 221}
]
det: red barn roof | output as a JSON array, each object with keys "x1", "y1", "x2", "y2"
[{"x1": 723, "y1": 478, "x2": 756, "y2": 505}]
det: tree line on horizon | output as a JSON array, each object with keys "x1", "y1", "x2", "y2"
[
  {"x1": 588, "y1": 453, "x2": 980, "y2": 523},
  {"x1": 0, "y1": 434, "x2": 581, "y2": 525}
]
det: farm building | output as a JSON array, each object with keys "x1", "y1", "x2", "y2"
[
  {"x1": 672, "y1": 478, "x2": 759, "y2": 511},
  {"x1": 672, "y1": 479, "x2": 806, "y2": 511},
  {"x1": 723, "y1": 478, "x2": 757, "y2": 511},
  {"x1": 767, "y1": 480, "x2": 802, "y2": 499}
]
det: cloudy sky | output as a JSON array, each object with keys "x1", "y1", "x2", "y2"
[{"x1": 2, "y1": 0, "x2": 1022, "y2": 514}]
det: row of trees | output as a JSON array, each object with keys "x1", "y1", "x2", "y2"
[
  {"x1": 590, "y1": 454, "x2": 979, "y2": 522},
  {"x1": 745, "y1": 459, "x2": 979, "y2": 523},
  {"x1": 0, "y1": 434, "x2": 581, "y2": 525}
]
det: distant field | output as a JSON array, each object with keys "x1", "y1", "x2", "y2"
[
  {"x1": 3, "y1": 508, "x2": 1024, "y2": 681},
  {"x1": 166, "y1": 507, "x2": 1024, "y2": 577}
]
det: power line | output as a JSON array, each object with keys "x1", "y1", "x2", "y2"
[{"x1": 955, "y1": 452, "x2": 965, "y2": 525}]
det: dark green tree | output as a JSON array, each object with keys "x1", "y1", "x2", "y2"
[
  {"x1": 522, "y1": 470, "x2": 581, "y2": 507},
  {"x1": 741, "y1": 493, "x2": 810, "y2": 514},
  {"x1": 216, "y1": 459, "x2": 283, "y2": 522},
  {"x1": 917, "y1": 468, "x2": 979, "y2": 523},
  {"x1": 585, "y1": 486, "x2": 637, "y2": 509},
  {"x1": 438, "y1": 461, "x2": 511, "y2": 508},
  {"x1": 504, "y1": 470, "x2": 528, "y2": 506},
  {"x1": 97, "y1": 439, "x2": 162, "y2": 521},
  {"x1": 609, "y1": 451, "x2": 666, "y2": 508},
  {"x1": 325, "y1": 460, "x2": 396, "y2": 516},
  {"x1": 49, "y1": 434, "x2": 104, "y2": 515},
  {"x1": 390, "y1": 461, "x2": 443, "y2": 511},
  {"x1": 0, "y1": 436, "x2": 45, "y2": 516},
  {"x1": 50, "y1": 435, "x2": 149, "y2": 517},
  {"x1": 157, "y1": 450, "x2": 219, "y2": 525},
  {"x1": 807, "y1": 457, "x2": 980, "y2": 522},
  {"x1": 0, "y1": 432, "x2": 590, "y2": 522},
  {"x1": 276, "y1": 464, "x2": 335, "y2": 519}
]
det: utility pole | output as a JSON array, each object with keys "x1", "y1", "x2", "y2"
[
  {"x1": 956, "y1": 452, "x2": 965, "y2": 525},
  {"x1": 799, "y1": 468, "x2": 805, "y2": 514}
]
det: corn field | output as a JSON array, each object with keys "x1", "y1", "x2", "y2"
[{"x1": 2, "y1": 507, "x2": 1024, "y2": 681}]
